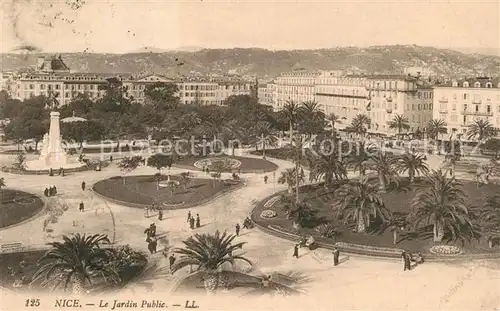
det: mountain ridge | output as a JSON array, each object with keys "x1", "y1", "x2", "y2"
[{"x1": 1, "y1": 45, "x2": 499, "y2": 79}]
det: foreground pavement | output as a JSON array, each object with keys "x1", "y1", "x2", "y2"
[{"x1": 1, "y1": 151, "x2": 500, "y2": 309}]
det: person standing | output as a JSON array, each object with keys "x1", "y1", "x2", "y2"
[
  {"x1": 235, "y1": 223, "x2": 240, "y2": 236},
  {"x1": 79, "y1": 201, "x2": 84, "y2": 212},
  {"x1": 53, "y1": 186, "x2": 57, "y2": 195},
  {"x1": 196, "y1": 214, "x2": 200, "y2": 228},
  {"x1": 81, "y1": 181, "x2": 86, "y2": 191},
  {"x1": 187, "y1": 211, "x2": 192, "y2": 223},
  {"x1": 293, "y1": 244, "x2": 299, "y2": 258},
  {"x1": 189, "y1": 217, "x2": 195, "y2": 229},
  {"x1": 402, "y1": 251, "x2": 411, "y2": 271},
  {"x1": 44, "y1": 188, "x2": 49, "y2": 197},
  {"x1": 169, "y1": 254, "x2": 176, "y2": 270},
  {"x1": 264, "y1": 175, "x2": 268, "y2": 184},
  {"x1": 158, "y1": 209, "x2": 163, "y2": 221},
  {"x1": 333, "y1": 247, "x2": 340, "y2": 266}
]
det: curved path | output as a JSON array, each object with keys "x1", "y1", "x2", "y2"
[{"x1": 1, "y1": 149, "x2": 499, "y2": 309}]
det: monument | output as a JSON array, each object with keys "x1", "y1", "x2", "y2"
[{"x1": 25, "y1": 111, "x2": 85, "y2": 171}]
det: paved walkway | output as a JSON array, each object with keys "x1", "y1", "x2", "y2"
[{"x1": 1, "y1": 150, "x2": 499, "y2": 309}]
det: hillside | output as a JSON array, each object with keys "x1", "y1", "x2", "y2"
[{"x1": 1, "y1": 45, "x2": 499, "y2": 79}]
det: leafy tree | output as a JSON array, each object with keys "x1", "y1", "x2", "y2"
[
  {"x1": 278, "y1": 168, "x2": 305, "y2": 194},
  {"x1": 426, "y1": 119, "x2": 447, "y2": 140},
  {"x1": 297, "y1": 101, "x2": 325, "y2": 137},
  {"x1": 61, "y1": 120, "x2": 104, "y2": 148},
  {"x1": 480, "y1": 138, "x2": 500, "y2": 159},
  {"x1": 279, "y1": 196, "x2": 317, "y2": 228},
  {"x1": 367, "y1": 152, "x2": 399, "y2": 191},
  {"x1": 396, "y1": 153, "x2": 429, "y2": 182},
  {"x1": 467, "y1": 119, "x2": 496, "y2": 142},
  {"x1": 306, "y1": 138, "x2": 348, "y2": 187},
  {"x1": 144, "y1": 82, "x2": 180, "y2": 111},
  {"x1": 13, "y1": 153, "x2": 27, "y2": 171},
  {"x1": 117, "y1": 156, "x2": 143, "y2": 185},
  {"x1": 147, "y1": 153, "x2": 175, "y2": 175},
  {"x1": 171, "y1": 231, "x2": 251, "y2": 295},
  {"x1": 32, "y1": 234, "x2": 118, "y2": 295},
  {"x1": 179, "y1": 172, "x2": 191, "y2": 191},
  {"x1": 334, "y1": 178, "x2": 391, "y2": 233},
  {"x1": 280, "y1": 101, "x2": 300, "y2": 138},
  {"x1": 346, "y1": 141, "x2": 377, "y2": 176},
  {"x1": 387, "y1": 114, "x2": 410, "y2": 134},
  {"x1": 410, "y1": 170, "x2": 475, "y2": 242},
  {"x1": 347, "y1": 114, "x2": 371, "y2": 137},
  {"x1": 326, "y1": 113, "x2": 342, "y2": 134}
]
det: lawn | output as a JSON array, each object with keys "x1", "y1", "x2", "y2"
[
  {"x1": 93, "y1": 174, "x2": 243, "y2": 209},
  {"x1": 0, "y1": 190, "x2": 44, "y2": 228},
  {"x1": 175, "y1": 156, "x2": 278, "y2": 173},
  {"x1": 0, "y1": 248, "x2": 147, "y2": 294},
  {"x1": 252, "y1": 178, "x2": 500, "y2": 255}
]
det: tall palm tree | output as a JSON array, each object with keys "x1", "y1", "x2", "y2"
[
  {"x1": 396, "y1": 153, "x2": 429, "y2": 183},
  {"x1": 171, "y1": 231, "x2": 251, "y2": 295},
  {"x1": 252, "y1": 121, "x2": 278, "y2": 159},
  {"x1": 277, "y1": 168, "x2": 305, "y2": 194},
  {"x1": 346, "y1": 142, "x2": 377, "y2": 176},
  {"x1": 298, "y1": 101, "x2": 325, "y2": 137},
  {"x1": 427, "y1": 119, "x2": 448, "y2": 140},
  {"x1": 410, "y1": 170, "x2": 473, "y2": 242},
  {"x1": 334, "y1": 178, "x2": 391, "y2": 233},
  {"x1": 467, "y1": 119, "x2": 496, "y2": 142},
  {"x1": 368, "y1": 152, "x2": 399, "y2": 192},
  {"x1": 197, "y1": 115, "x2": 240, "y2": 153},
  {"x1": 280, "y1": 101, "x2": 300, "y2": 139},
  {"x1": 306, "y1": 146, "x2": 347, "y2": 188},
  {"x1": 348, "y1": 114, "x2": 371, "y2": 137},
  {"x1": 387, "y1": 114, "x2": 410, "y2": 134},
  {"x1": 326, "y1": 113, "x2": 342, "y2": 133},
  {"x1": 32, "y1": 234, "x2": 118, "y2": 295},
  {"x1": 479, "y1": 196, "x2": 500, "y2": 247},
  {"x1": 291, "y1": 135, "x2": 308, "y2": 202}
]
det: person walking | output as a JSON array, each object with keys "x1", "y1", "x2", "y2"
[
  {"x1": 264, "y1": 175, "x2": 268, "y2": 184},
  {"x1": 293, "y1": 244, "x2": 299, "y2": 258},
  {"x1": 235, "y1": 223, "x2": 240, "y2": 236},
  {"x1": 189, "y1": 217, "x2": 195, "y2": 229},
  {"x1": 196, "y1": 214, "x2": 200, "y2": 228},
  {"x1": 402, "y1": 251, "x2": 411, "y2": 271},
  {"x1": 44, "y1": 188, "x2": 49, "y2": 197},
  {"x1": 158, "y1": 209, "x2": 163, "y2": 221},
  {"x1": 53, "y1": 186, "x2": 57, "y2": 195},
  {"x1": 81, "y1": 181, "x2": 86, "y2": 191},
  {"x1": 187, "y1": 211, "x2": 192, "y2": 223},
  {"x1": 333, "y1": 247, "x2": 340, "y2": 266},
  {"x1": 79, "y1": 201, "x2": 84, "y2": 212},
  {"x1": 169, "y1": 254, "x2": 176, "y2": 270}
]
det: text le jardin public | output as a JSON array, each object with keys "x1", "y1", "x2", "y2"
[{"x1": 52, "y1": 299, "x2": 199, "y2": 309}]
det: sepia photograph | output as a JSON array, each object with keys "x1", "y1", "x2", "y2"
[{"x1": 0, "y1": 0, "x2": 499, "y2": 310}]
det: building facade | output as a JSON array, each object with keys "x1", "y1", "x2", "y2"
[
  {"x1": 432, "y1": 77, "x2": 500, "y2": 139},
  {"x1": 4, "y1": 55, "x2": 251, "y2": 106}
]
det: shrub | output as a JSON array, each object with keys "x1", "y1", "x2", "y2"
[{"x1": 315, "y1": 223, "x2": 340, "y2": 239}]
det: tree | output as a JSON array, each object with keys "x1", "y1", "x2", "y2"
[
  {"x1": 387, "y1": 114, "x2": 410, "y2": 134},
  {"x1": 144, "y1": 82, "x2": 180, "y2": 111},
  {"x1": 117, "y1": 156, "x2": 143, "y2": 185},
  {"x1": 326, "y1": 113, "x2": 342, "y2": 134},
  {"x1": 410, "y1": 170, "x2": 474, "y2": 242},
  {"x1": 297, "y1": 101, "x2": 325, "y2": 137},
  {"x1": 252, "y1": 121, "x2": 278, "y2": 159},
  {"x1": 13, "y1": 153, "x2": 27, "y2": 171},
  {"x1": 426, "y1": 119, "x2": 447, "y2": 140},
  {"x1": 0, "y1": 177, "x2": 5, "y2": 204},
  {"x1": 467, "y1": 119, "x2": 496, "y2": 142},
  {"x1": 480, "y1": 138, "x2": 500, "y2": 159},
  {"x1": 479, "y1": 196, "x2": 500, "y2": 247},
  {"x1": 306, "y1": 140, "x2": 348, "y2": 188},
  {"x1": 179, "y1": 172, "x2": 191, "y2": 191},
  {"x1": 278, "y1": 168, "x2": 304, "y2": 194},
  {"x1": 347, "y1": 114, "x2": 371, "y2": 137},
  {"x1": 280, "y1": 101, "x2": 300, "y2": 139},
  {"x1": 61, "y1": 120, "x2": 104, "y2": 149},
  {"x1": 367, "y1": 152, "x2": 399, "y2": 192},
  {"x1": 32, "y1": 234, "x2": 118, "y2": 295},
  {"x1": 396, "y1": 153, "x2": 429, "y2": 183},
  {"x1": 171, "y1": 231, "x2": 251, "y2": 295},
  {"x1": 147, "y1": 154, "x2": 175, "y2": 175},
  {"x1": 290, "y1": 135, "x2": 308, "y2": 202},
  {"x1": 346, "y1": 142, "x2": 376, "y2": 176},
  {"x1": 334, "y1": 178, "x2": 391, "y2": 233},
  {"x1": 278, "y1": 196, "x2": 317, "y2": 229}
]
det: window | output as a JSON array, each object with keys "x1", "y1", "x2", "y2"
[
  {"x1": 475, "y1": 105, "x2": 479, "y2": 112},
  {"x1": 474, "y1": 82, "x2": 481, "y2": 88},
  {"x1": 452, "y1": 81, "x2": 458, "y2": 87},
  {"x1": 452, "y1": 104, "x2": 456, "y2": 111},
  {"x1": 430, "y1": 92, "x2": 433, "y2": 99},
  {"x1": 55, "y1": 84, "x2": 60, "y2": 90},
  {"x1": 463, "y1": 81, "x2": 469, "y2": 88},
  {"x1": 463, "y1": 104, "x2": 468, "y2": 111},
  {"x1": 464, "y1": 93, "x2": 468, "y2": 100},
  {"x1": 463, "y1": 116, "x2": 467, "y2": 124},
  {"x1": 412, "y1": 104, "x2": 415, "y2": 110},
  {"x1": 29, "y1": 84, "x2": 34, "y2": 90},
  {"x1": 487, "y1": 105, "x2": 491, "y2": 113},
  {"x1": 418, "y1": 104, "x2": 421, "y2": 110},
  {"x1": 486, "y1": 82, "x2": 492, "y2": 88},
  {"x1": 40, "y1": 84, "x2": 45, "y2": 90},
  {"x1": 429, "y1": 103, "x2": 432, "y2": 110}
]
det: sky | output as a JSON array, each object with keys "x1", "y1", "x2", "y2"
[{"x1": 0, "y1": 0, "x2": 499, "y2": 54}]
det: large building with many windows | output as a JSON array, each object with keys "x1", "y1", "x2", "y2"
[
  {"x1": 432, "y1": 77, "x2": 500, "y2": 139},
  {"x1": 4, "y1": 55, "x2": 252, "y2": 106}
]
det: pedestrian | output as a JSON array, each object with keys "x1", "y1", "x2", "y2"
[
  {"x1": 264, "y1": 175, "x2": 268, "y2": 184},
  {"x1": 158, "y1": 209, "x2": 163, "y2": 221},
  {"x1": 81, "y1": 181, "x2": 86, "y2": 191},
  {"x1": 293, "y1": 244, "x2": 299, "y2": 258},
  {"x1": 148, "y1": 237, "x2": 157, "y2": 254},
  {"x1": 187, "y1": 210, "x2": 192, "y2": 223},
  {"x1": 109, "y1": 155, "x2": 113, "y2": 162},
  {"x1": 169, "y1": 254, "x2": 176, "y2": 270},
  {"x1": 402, "y1": 251, "x2": 411, "y2": 271},
  {"x1": 144, "y1": 206, "x2": 149, "y2": 218},
  {"x1": 53, "y1": 186, "x2": 57, "y2": 195},
  {"x1": 44, "y1": 188, "x2": 49, "y2": 197},
  {"x1": 196, "y1": 214, "x2": 200, "y2": 228},
  {"x1": 189, "y1": 217, "x2": 195, "y2": 229},
  {"x1": 48, "y1": 186, "x2": 53, "y2": 196},
  {"x1": 333, "y1": 247, "x2": 340, "y2": 266},
  {"x1": 150, "y1": 223, "x2": 157, "y2": 237},
  {"x1": 235, "y1": 223, "x2": 240, "y2": 236},
  {"x1": 79, "y1": 201, "x2": 84, "y2": 212}
]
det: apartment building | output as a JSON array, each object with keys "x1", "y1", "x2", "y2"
[
  {"x1": 433, "y1": 77, "x2": 500, "y2": 139},
  {"x1": 5, "y1": 55, "x2": 251, "y2": 106},
  {"x1": 272, "y1": 70, "x2": 320, "y2": 111}
]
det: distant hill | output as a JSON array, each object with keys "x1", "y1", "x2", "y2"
[{"x1": 1, "y1": 45, "x2": 499, "y2": 79}]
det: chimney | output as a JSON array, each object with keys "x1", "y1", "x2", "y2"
[{"x1": 37, "y1": 56, "x2": 45, "y2": 69}]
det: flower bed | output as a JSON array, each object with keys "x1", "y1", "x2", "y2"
[
  {"x1": 263, "y1": 196, "x2": 281, "y2": 208},
  {"x1": 429, "y1": 245, "x2": 462, "y2": 255},
  {"x1": 260, "y1": 210, "x2": 277, "y2": 219}
]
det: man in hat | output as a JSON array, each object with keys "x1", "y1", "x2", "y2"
[
  {"x1": 293, "y1": 244, "x2": 299, "y2": 258},
  {"x1": 169, "y1": 254, "x2": 176, "y2": 270},
  {"x1": 79, "y1": 201, "x2": 85, "y2": 212},
  {"x1": 333, "y1": 247, "x2": 340, "y2": 266},
  {"x1": 81, "y1": 181, "x2": 86, "y2": 191}
]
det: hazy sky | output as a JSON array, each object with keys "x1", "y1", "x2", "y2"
[{"x1": 1, "y1": 0, "x2": 499, "y2": 53}]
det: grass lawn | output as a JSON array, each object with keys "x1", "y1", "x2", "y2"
[
  {"x1": 0, "y1": 249, "x2": 147, "y2": 294},
  {"x1": 253, "y1": 178, "x2": 500, "y2": 255},
  {"x1": 172, "y1": 271, "x2": 300, "y2": 296},
  {"x1": 175, "y1": 156, "x2": 278, "y2": 173},
  {"x1": 93, "y1": 174, "x2": 243, "y2": 209},
  {"x1": 0, "y1": 190, "x2": 44, "y2": 228}
]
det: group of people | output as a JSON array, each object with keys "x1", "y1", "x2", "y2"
[
  {"x1": 43, "y1": 185, "x2": 57, "y2": 197},
  {"x1": 293, "y1": 241, "x2": 340, "y2": 267},
  {"x1": 187, "y1": 211, "x2": 201, "y2": 229},
  {"x1": 48, "y1": 167, "x2": 65, "y2": 177},
  {"x1": 401, "y1": 251, "x2": 424, "y2": 271}
]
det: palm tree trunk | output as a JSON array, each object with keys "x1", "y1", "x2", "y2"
[
  {"x1": 392, "y1": 229, "x2": 398, "y2": 244},
  {"x1": 357, "y1": 213, "x2": 366, "y2": 233},
  {"x1": 203, "y1": 271, "x2": 219, "y2": 295},
  {"x1": 433, "y1": 221, "x2": 444, "y2": 242},
  {"x1": 295, "y1": 163, "x2": 300, "y2": 203},
  {"x1": 71, "y1": 274, "x2": 85, "y2": 295},
  {"x1": 262, "y1": 135, "x2": 266, "y2": 159},
  {"x1": 289, "y1": 120, "x2": 293, "y2": 141},
  {"x1": 378, "y1": 174, "x2": 386, "y2": 192},
  {"x1": 409, "y1": 169, "x2": 414, "y2": 183}
]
